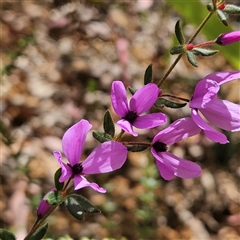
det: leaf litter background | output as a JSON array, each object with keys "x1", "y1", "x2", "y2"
[{"x1": 0, "y1": 1, "x2": 240, "y2": 239}]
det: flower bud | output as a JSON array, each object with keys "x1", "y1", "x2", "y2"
[
  {"x1": 36, "y1": 189, "x2": 56, "y2": 219},
  {"x1": 37, "y1": 199, "x2": 51, "y2": 219},
  {"x1": 215, "y1": 31, "x2": 240, "y2": 46}
]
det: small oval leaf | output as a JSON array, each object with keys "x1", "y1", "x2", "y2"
[
  {"x1": 223, "y1": 4, "x2": 240, "y2": 14},
  {"x1": 92, "y1": 131, "x2": 112, "y2": 143},
  {"x1": 65, "y1": 196, "x2": 85, "y2": 221},
  {"x1": 155, "y1": 98, "x2": 187, "y2": 109},
  {"x1": 54, "y1": 168, "x2": 64, "y2": 191},
  {"x1": 28, "y1": 223, "x2": 48, "y2": 240},
  {"x1": 68, "y1": 194, "x2": 101, "y2": 214},
  {"x1": 0, "y1": 229, "x2": 16, "y2": 240},
  {"x1": 216, "y1": 10, "x2": 228, "y2": 26},
  {"x1": 170, "y1": 45, "x2": 184, "y2": 55},
  {"x1": 186, "y1": 51, "x2": 198, "y2": 67},
  {"x1": 192, "y1": 48, "x2": 219, "y2": 56},
  {"x1": 126, "y1": 145, "x2": 148, "y2": 152},
  {"x1": 103, "y1": 110, "x2": 115, "y2": 137},
  {"x1": 65, "y1": 195, "x2": 101, "y2": 221},
  {"x1": 175, "y1": 20, "x2": 185, "y2": 45},
  {"x1": 144, "y1": 64, "x2": 153, "y2": 85},
  {"x1": 128, "y1": 86, "x2": 137, "y2": 95}
]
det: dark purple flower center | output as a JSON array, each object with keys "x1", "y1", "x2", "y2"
[
  {"x1": 124, "y1": 111, "x2": 138, "y2": 123},
  {"x1": 71, "y1": 163, "x2": 83, "y2": 175},
  {"x1": 152, "y1": 142, "x2": 168, "y2": 152}
]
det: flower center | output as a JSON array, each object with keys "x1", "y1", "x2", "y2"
[
  {"x1": 72, "y1": 163, "x2": 83, "y2": 175},
  {"x1": 152, "y1": 142, "x2": 168, "y2": 152},
  {"x1": 124, "y1": 111, "x2": 138, "y2": 123}
]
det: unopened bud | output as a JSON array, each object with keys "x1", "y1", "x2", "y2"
[{"x1": 216, "y1": 31, "x2": 240, "y2": 46}]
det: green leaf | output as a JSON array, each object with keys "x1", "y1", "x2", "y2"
[
  {"x1": 216, "y1": 10, "x2": 228, "y2": 26},
  {"x1": 126, "y1": 145, "x2": 148, "y2": 152},
  {"x1": 192, "y1": 48, "x2": 219, "y2": 56},
  {"x1": 65, "y1": 194, "x2": 100, "y2": 221},
  {"x1": 0, "y1": 229, "x2": 16, "y2": 240},
  {"x1": 28, "y1": 223, "x2": 48, "y2": 240},
  {"x1": 54, "y1": 168, "x2": 64, "y2": 191},
  {"x1": 166, "y1": 0, "x2": 240, "y2": 69},
  {"x1": 45, "y1": 190, "x2": 64, "y2": 206},
  {"x1": 186, "y1": 51, "x2": 198, "y2": 67},
  {"x1": 170, "y1": 45, "x2": 184, "y2": 55},
  {"x1": 223, "y1": 4, "x2": 240, "y2": 14},
  {"x1": 175, "y1": 20, "x2": 185, "y2": 44},
  {"x1": 207, "y1": 3, "x2": 215, "y2": 12},
  {"x1": 144, "y1": 64, "x2": 153, "y2": 85},
  {"x1": 128, "y1": 86, "x2": 137, "y2": 95},
  {"x1": 155, "y1": 98, "x2": 187, "y2": 109},
  {"x1": 103, "y1": 110, "x2": 115, "y2": 137},
  {"x1": 92, "y1": 131, "x2": 112, "y2": 143}
]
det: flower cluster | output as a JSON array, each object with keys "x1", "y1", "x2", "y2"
[{"x1": 52, "y1": 70, "x2": 239, "y2": 190}]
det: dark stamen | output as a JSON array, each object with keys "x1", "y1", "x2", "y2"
[
  {"x1": 152, "y1": 142, "x2": 168, "y2": 152},
  {"x1": 72, "y1": 163, "x2": 83, "y2": 175},
  {"x1": 124, "y1": 111, "x2": 138, "y2": 123}
]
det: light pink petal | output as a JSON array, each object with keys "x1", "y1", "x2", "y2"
[
  {"x1": 203, "y1": 71, "x2": 240, "y2": 85},
  {"x1": 111, "y1": 81, "x2": 129, "y2": 117},
  {"x1": 62, "y1": 120, "x2": 92, "y2": 166},
  {"x1": 53, "y1": 151, "x2": 72, "y2": 182},
  {"x1": 190, "y1": 80, "x2": 219, "y2": 108},
  {"x1": 117, "y1": 119, "x2": 138, "y2": 136},
  {"x1": 162, "y1": 152, "x2": 202, "y2": 179},
  {"x1": 133, "y1": 113, "x2": 167, "y2": 129},
  {"x1": 73, "y1": 175, "x2": 106, "y2": 193},
  {"x1": 201, "y1": 99, "x2": 240, "y2": 132},
  {"x1": 191, "y1": 109, "x2": 229, "y2": 144},
  {"x1": 82, "y1": 141, "x2": 127, "y2": 174},
  {"x1": 153, "y1": 117, "x2": 201, "y2": 145},
  {"x1": 151, "y1": 148, "x2": 175, "y2": 180},
  {"x1": 129, "y1": 83, "x2": 159, "y2": 114}
]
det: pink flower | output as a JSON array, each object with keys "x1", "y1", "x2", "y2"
[
  {"x1": 216, "y1": 31, "x2": 240, "y2": 46},
  {"x1": 53, "y1": 119, "x2": 128, "y2": 193},
  {"x1": 111, "y1": 81, "x2": 167, "y2": 136},
  {"x1": 189, "y1": 71, "x2": 240, "y2": 144},
  {"x1": 151, "y1": 118, "x2": 202, "y2": 180}
]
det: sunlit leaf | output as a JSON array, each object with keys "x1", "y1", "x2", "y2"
[
  {"x1": 92, "y1": 131, "x2": 112, "y2": 143},
  {"x1": 103, "y1": 110, "x2": 115, "y2": 137},
  {"x1": 54, "y1": 168, "x2": 64, "y2": 191},
  {"x1": 144, "y1": 64, "x2": 153, "y2": 85}
]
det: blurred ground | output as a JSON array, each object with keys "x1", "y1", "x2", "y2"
[{"x1": 0, "y1": 1, "x2": 240, "y2": 240}]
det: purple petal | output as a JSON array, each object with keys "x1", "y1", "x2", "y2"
[
  {"x1": 153, "y1": 117, "x2": 201, "y2": 145},
  {"x1": 203, "y1": 71, "x2": 240, "y2": 86},
  {"x1": 53, "y1": 151, "x2": 73, "y2": 182},
  {"x1": 129, "y1": 83, "x2": 159, "y2": 114},
  {"x1": 37, "y1": 199, "x2": 51, "y2": 219},
  {"x1": 62, "y1": 120, "x2": 92, "y2": 166},
  {"x1": 133, "y1": 112, "x2": 167, "y2": 129},
  {"x1": 111, "y1": 81, "x2": 129, "y2": 117},
  {"x1": 200, "y1": 99, "x2": 240, "y2": 132},
  {"x1": 151, "y1": 148, "x2": 175, "y2": 180},
  {"x1": 117, "y1": 119, "x2": 138, "y2": 136},
  {"x1": 190, "y1": 80, "x2": 219, "y2": 109},
  {"x1": 162, "y1": 152, "x2": 202, "y2": 179},
  {"x1": 82, "y1": 141, "x2": 127, "y2": 174},
  {"x1": 73, "y1": 175, "x2": 106, "y2": 193},
  {"x1": 191, "y1": 109, "x2": 229, "y2": 144}
]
